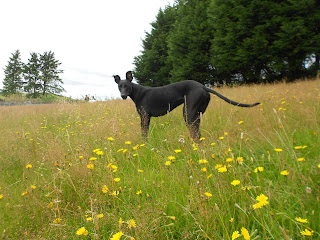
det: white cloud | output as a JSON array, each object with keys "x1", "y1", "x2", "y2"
[{"x1": 0, "y1": 0, "x2": 173, "y2": 99}]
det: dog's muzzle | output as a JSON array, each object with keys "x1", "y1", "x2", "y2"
[{"x1": 121, "y1": 95, "x2": 128, "y2": 100}]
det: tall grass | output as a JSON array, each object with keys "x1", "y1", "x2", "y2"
[{"x1": 0, "y1": 79, "x2": 319, "y2": 239}]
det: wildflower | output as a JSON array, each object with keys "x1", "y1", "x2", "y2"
[
  {"x1": 96, "y1": 150, "x2": 104, "y2": 156},
  {"x1": 218, "y1": 165, "x2": 227, "y2": 173},
  {"x1": 242, "y1": 186, "x2": 252, "y2": 191},
  {"x1": 280, "y1": 170, "x2": 289, "y2": 176},
  {"x1": 140, "y1": 144, "x2": 145, "y2": 147},
  {"x1": 219, "y1": 136, "x2": 224, "y2": 140},
  {"x1": 199, "y1": 159, "x2": 208, "y2": 164},
  {"x1": 207, "y1": 174, "x2": 213, "y2": 179},
  {"x1": 295, "y1": 217, "x2": 308, "y2": 223},
  {"x1": 168, "y1": 156, "x2": 176, "y2": 161},
  {"x1": 236, "y1": 157, "x2": 244, "y2": 165},
  {"x1": 76, "y1": 227, "x2": 88, "y2": 236},
  {"x1": 110, "y1": 190, "x2": 119, "y2": 196},
  {"x1": 169, "y1": 216, "x2": 176, "y2": 220},
  {"x1": 0, "y1": 194, "x2": 3, "y2": 200},
  {"x1": 53, "y1": 218, "x2": 61, "y2": 224},
  {"x1": 89, "y1": 157, "x2": 97, "y2": 161},
  {"x1": 204, "y1": 192, "x2": 212, "y2": 197},
  {"x1": 294, "y1": 146, "x2": 303, "y2": 150},
  {"x1": 200, "y1": 137, "x2": 205, "y2": 141},
  {"x1": 165, "y1": 161, "x2": 171, "y2": 166},
  {"x1": 138, "y1": 169, "x2": 144, "y2": 173},
  {"x1": 107, "y1": 137, "x2": 114, "y2": 141},
  {"x1": 21, "y1": 191, "x2": 28, "y2": 196},
  {"x1": 26, "y1": 164, "x2": 32, "y2": 169},
  {"x1": 254, "y1": 167, "x2": 264, "y2": 173},
  {"x1": 253, "y1": 202, "x2": 263, "y2": 209},
  {"x1": 125, "y1": 141, "x2": 131, "y2": 145},
  {"x1": 241, "y1": 227, "x2": 250, "y2": 240},
  {"x1": 297, "y1": 158, "x2": 305, "y2": 162},
  {"x1": 114, "y1": 178, "x2": 120, "y2": 182},
  {"x1": 224, "y1": 132, "x2": 228, "y2": 135},
  {"x1": 97, "y1": 214, "x2": 104, "y2": 219},
  {"x1": 87, "y1": 163, "x2": 94, "y2": 169},
  {"x1": 201, "y1": 167, "x2": 207, "y2": 172},
  {"x1": 174, "y1": 149, "x2": 182, "y2": 153},
  {"x1": 119, "y1": 218, "x2": 124, "y2": 226},
  {"x1": 215, "y1": 164, "x2": 222, "y2": 169},
  {"x1": 238, "y1": 121, "x2": 243, "y2": 125},
  {"x1": 318, "y1": 164, "x2": 320, "y2": 168},
  {"x1": 229, "y1": 218, "x2": 234, "y2": 223},
  {"x1": 256, "y1": 194, "x2": 269, "y2": 206},
  {"x1": 211, "y1": 142, "x2": 216, "y2": 146},
  {"x1": 136, "y1": 190, "x2": 142, "y2": 195},
  {"x1": 274, "y1": 148, "x2": 283, "y2": 152},
  {"x1": 30, "y1": 185, "x2": 36, "y2": 189},
  {"x1": 226, "y1": 158, "x2": 233, "y2": 162},
  {"x1": 110, "y1": 231, "x2": 124, "y2": 240},
  {"x1": 111, "y1": 165, "x2": 118, "y2": 172},
  {"x1": 128, "y1": 219, "x2": 136, "y2": 229},
  {"x1": 79, "y1": 156, "x2": 83, "y2": 160},
  {"x1": 132, "y1": 144, "x2": 139, "y2": 150},
  {"x1": 300, "y1": 229, "x2": 313, "y2": 236},
  {"x1": 231, "y1": 180, "x2": 240, "y2": 186},
  {"x1": 102, "y1": 185, "x2": 108, "y2": 193},
  {"x1": 232, "y1": 231, "x2": 241, "y2": 240}
]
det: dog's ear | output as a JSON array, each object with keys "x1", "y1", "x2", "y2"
[
  {"x1": 113, "y1": 75, "x2": 121, "y2": 84},
  {"x1": 126, "y1": 71, "x2": 133, "y2": 82}
]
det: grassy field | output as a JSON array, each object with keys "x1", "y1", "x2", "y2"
[{"x1": 0, "y1": 79, "x2": 319, "y2": 239}]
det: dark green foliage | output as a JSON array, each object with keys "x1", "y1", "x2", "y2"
[
  {"x1": 2, "y1": 50, "x2": 24, "y2": 96},
  {"x1": 23, "y1": 52, "x2": 42, "y2": 98},
  {"x1": 133, "y1": 0, "x2": 320, "y2": 86}
]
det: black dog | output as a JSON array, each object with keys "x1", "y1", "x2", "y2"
[{"x1": 114, "y1": 71, "x2": 259, "y2": 141}]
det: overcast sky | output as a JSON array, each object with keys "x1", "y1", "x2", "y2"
[{"x1": 0, "y1": 0, "x2": 174, "y2": 100}]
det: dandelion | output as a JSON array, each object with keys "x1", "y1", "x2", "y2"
[
  {"x1": 174, "y1": 149, "x2": 182, "y2": 153},
  {"x1": 210, "y1": 142, "x2": 216, "y2": 146},
  {"x1": 165, "y1": 161, "x2": 171, "y2": 166},
  {"x1": 86, "y1": 217, "x2": 92, "y2": 222},
  {"x1": 128, "y1": 219, "x2": 136, "y2": 229},
  {"x1": 136, "y1": 190, "x2": 142, "y2": 195},
  {"x1": 232, "y1": 231, "x2": 241, "y2": 240},
  {"x1": 294, "y1": 146, "x2": 303, "y2": 150},
  {"x1": 241, "y1": 227, "x2": 250, "y2": 240},
  {"x1": 300, "y1": 229, "x2": 313, "y2": 236},
  {"x1": 215, "y1": 164, "x2": 222, "y2": 169},
  {"x1": 89, "y1": 157, "x2": 97, "y2": 161},
  {"x1": 79, "y1": 156, "x2": 83, "y2": 160},
  {"x1": 219, "y1": 136, "x2": 224, "y2": 140},
  {"x1": 87, "y1": 163, "x2": 94, "y2": 169},
  {"x1": 199, "y1": 137, "x2": 205, "y2": 141},
  {"x1": 231, "y1": 180, "x2": 240, "y2": 186},
  {"x1": 274, "y1": 148, "x2": 283, "y2": 152},
  {"x1": 114, "y1": 178, "x2": 120, "y2": 182},
  {"x1": 226, "y1": 158, "x2": 233, "y2": 162},
  {"x1": 26, "y1": 164, "x2": 32, "y2": 169},
  {"x1": 96, "y1": 150, "x2": 104, "y2": 156},
  {"x1": 253, "y1": 202, "x2": 263, "y2": 209},
  {"x1": 138, "y1": 169, "x2": 144, "y2": 173},
  {"x1": 295, "y1": 217, "x2": 308, "y2": 223},
  {"x1": 107, "y1": 137, "x2": 114, "y2": 141},
  {"x1": 76, "y1": 227, "x2": 88, "y2": 236},
  {"x1": 238, "y1": 121, "x2": 243, "y2": 125},
  {"x1": 224, "y1": 132, "x2": 228, "y2": 136},
  {"x1": 204, "y1": 192, "x2": 212, "y2": 197},
  {"x1": 21, "y1": 191, "x2": 28, "y2": 196},
  {"x1": 236, "y1": 157, "x2": 244, "y2": 165},
  {"x1": 199, "y1": 159, "x2": 208, "y2": 164},
  {"x1": 218, "y1": 165, "x2": 227, "y2": 173},
  {"x1": 169, "y1": 216, "x2": 176, "y2": 220},
  {"x1": 97, "y1": 214, "x2": 104, "y2": 219},
  {"x1": 168, "y1": 156, "x2": 176, "y2": 161},
  {"x1": 110, "y1": 231, "x2": 124, "y2": 240},
  {"x1": 254, "y1": 167, "x2": 264, "y2": 172},
  {"x1": 125, "y1": 141, "x2": 131, "y2": 145},
  {"x1": 280, "y1": 170, "x2": 289, "y2": 176},
  {"x1": 229, "y1": 218, "x2": 234, "y2": 223},
  {"x1": 256, "y1": 194, "x2": 269, "y2": 206},
  {"x1": 0, "y1": 194, "x2": 3, "y2": 200},
  {"x1": 53, "y1": 218, "x2": 61, "y2": 224},
  {"x1": 102, "y1": 185, "x2": 108, "y2": 193},
  {"x1": 201, "y1": 167, "x2": 207, "y2": 172},
  {"x1": 30, "y1": 185, "x2": 36, "y2": 189},
  {"x1": 110, "y1": 190, "x2": 119, "y2": 196},
  {"x1": 207, "y1": 174, "x2": 213, "y2": 179},
  {"x1": 297, "y1": 158, "x2": 305, "y2": 162},
  {"x1": 111, "y1": 165, "x2": 118, "y2": 172},
  {"x1": 132, "y1": 144, "x2": 139, "y2": 150}
]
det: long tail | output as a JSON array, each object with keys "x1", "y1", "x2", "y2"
[{"x1": 204, "y1": 87, "x2": 260, "y2": 107}]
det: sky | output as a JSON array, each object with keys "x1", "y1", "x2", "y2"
[{"x1": 0, "y1": 0, "x2": 174, "y2": 100}]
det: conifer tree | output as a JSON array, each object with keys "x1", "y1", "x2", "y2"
[{"x1": 23, "y1": 52, "x2": 42, "y2": 98}]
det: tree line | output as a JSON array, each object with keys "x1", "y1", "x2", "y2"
[
  {"x1": 133, "y1": 0, "x2": 320, "y2": 86},
  {"x1": 1, "y1": 50, "x2": 64, "y2": 98}
]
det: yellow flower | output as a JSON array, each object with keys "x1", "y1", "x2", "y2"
[
  {"x1": 256, "y1": 194, "x2": 269, "y2": 206},
  {"x1": 218, "y1": 165, "x2": 227, "y2": 173},
  {"x1": 30, "y1": 185, "x2": 36, "y2": 189},
  {"x1": 102, "y1": 185, "x2": 108, "y2": 193},
  {"x1": 125, "y1": 141, "x2": 131, "y2": 145},
  {"x1": 165, "y1": 161, "x2": 171, "y2": 166},
  {"x1": 110, "y1": 190, "x2": 119, "y2": 196},
  {"x1": 280, "y1": 170, "x2": 289, "y2": 176},
  {"x1": 138, "y1": 169, "x2": 144, "y2": 173},
  {"x1": 253, "y1": 202, "x2": 263, "y2": 209},
  {"x1": 96, "y1": 150, "x2": 104, "y2": 156},
  {"x1": 215, "y1": 164, "x2": 222, "y2": 169},
  {"x1": 241, "y1": 227, "x2": 250, "y2": 240},
  {"x1": 294, "y1": 146, "x2": 303, "y2": 150},
  {"x1": 136, "y1": 190, "x2": 142, "y2": 195},
  {"x1": 229, "y1": 217, "x2": 234, "y2": 223},
  {"x1": 76, "y1": 227, "x2": 88, "y2": 236},
  {"x1": 199, "y1": 137, "x2": 205, "y2": 141},
  {"x1": 0, "y1": 194, "x2": 3, "y2": 200},
  {"x1": 231, "y1": 180, "x2": 240, "y2": 186},
  {"x1": 236, "y1": 157, "x2": 244, "y2": 164},
  {"x1": 79, "y1": 156, "x2": 83, "y2": 160},
  {"x1": 97, "y1": 214, "x2": 104, "y2": 219},
  {"x1": 232, "y1": 231, "x2": 241, "y2": 240},
  {"x1": 318, "y1": 164, "x2": 320, "y2": 168},
  {"x1": 110, "y1": 231, "x2": 124, "y2": 240},
  {"x1": 169, "y1": 216, "x2": 176, "y2": 220},
  {"x1": 86, "y1": 217, "x2": 92, "y2": 222},
  {"x1": 107, "y1": 137, "x2": 114, "y2": 141},
  {"x1": 21, "y1": 191, "x2": 28, "y2": 196},
  {"x1": 204, "y1": 192, "x2": 212, "y2": 197},
  {"x1": 300, "y1": 229, "x2": 313, "y2": 236},
  {"x1": 254, "y1": 167, "x2": 264, "y2": 173},
  {"x1": 128, "y1": 219, "x2": 136, "y2": 229},
  {"x1": 297, "y1": 158, "x2": 305, "y2": 162},
  {"x1": 26, "y1": 164, "x2": 32, "y2": 169},
  {"x1": 295, "y1": 217, "x2": 308, "y2": 223},
  {"x1": 174, "y1": 149, "x2": 182, "y2": 153},
  {"x1": 207, "y1": 174, "x2": 213, "y2": 179},
  {"x1": 211, "y1": 142, "x2": 216, "y2": 146},
  {"x1": 199, "y1": 159, "x2": 208, "y2": 164},
  {"x1": 168, "y1": 156, "x2": 176, "y2": 161},
  {"x1": 224, "y1": 132, "x2": 228, "y2": 136},
  {"x1": 219, "y1": 136, "x2": 224, "y2": 140},
  {"x1": 114, "y1": 178, "x2": 120, "y2": 182},
  {"x1": 53, "y1": 218, "x2": 61, "y2": 224},
  {"x1": 89, "y1": 157, "x2": 97, "y2": 161},
  {"x1": 274, "y1": 148, "x2": 283, "y2": 152},
  {"x1": 226, "y1": 158, "x2": 233, "y2": 162},
  {"x1": 87, "y1": 163, "x2": 94, "y2": 169},
  {"x1": 201, "y1": 167, "x2": 207, "y2": 172}
]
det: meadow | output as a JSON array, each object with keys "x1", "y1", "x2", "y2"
[{"x1": 0, "y1": 79, "x2": 319, "y2": 239}]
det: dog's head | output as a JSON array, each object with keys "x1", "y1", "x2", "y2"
[{"x1": 113, "y1": 71, "x2": 133, "y2": 100}]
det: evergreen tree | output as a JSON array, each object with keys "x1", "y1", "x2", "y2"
[
  {"x1": 134, "y1": 6, "x2": 177, "y2": 86},
  {"x1": 168, "y1": 0, "x2": 213, "y2": 84},
  {"x1": 2, "y1": 50, "x2": 24, "y2": 95},
  {"x1": 23, "y1": 52, "x2": 42, "y2": 98},
  {"x1": 39, "y1": 51, "x2": 64, "y2": 95}
]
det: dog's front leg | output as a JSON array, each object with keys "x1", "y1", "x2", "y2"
[{"x1": 138, "y1": 108, "x2": 150, "y2": 140}]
